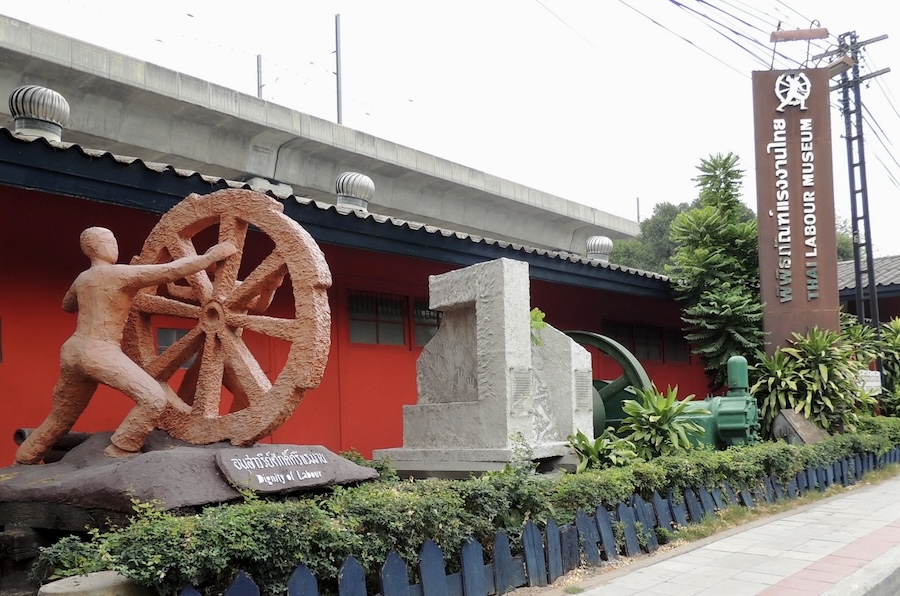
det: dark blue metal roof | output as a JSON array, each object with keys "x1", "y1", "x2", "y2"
[{"x1": 0, "y1": 128, "x2": 672, "y2": 299}]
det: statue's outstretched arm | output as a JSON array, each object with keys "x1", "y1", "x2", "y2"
[{"x1": 126, "y1": 242, "x2": 237, "y2": 289}]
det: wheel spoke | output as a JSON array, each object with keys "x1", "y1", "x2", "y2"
[
  {"x1": 177, "y1": 354, "x2": 201, "y2": 406},
  {"x1": 223, "y1": 365, "x2": 251, "y2": 412},
  {"x1": 145, "y1": 327, "x2": 204, "y2": 380},
  {"x1": 220, "y1": 329, "x2": 272, "y2": 405},
  {"x1": 134, "y1": 188, "x2": 333, "y2": 447},
  {"x1": 225, "y1": 252, "x2": 288, "y2": 312},
  {"x1": 191, "y1": 332, "x2": 225, "y2": 418},
  {"x1": 165, "y1": 283, "x2": 199, "y2": 304},
  {"x1": 167, "y1": 236, "x2": 214, "y2": 302},
  {"x1": 214, "y1": 214, "x2": 248, "y2": 297},
  {"x1": 133, "y1": 293, "x2": 203, "y2": 320},
  {"x1": 224, "y1": 312, "x2": 300, "y2": 343}
]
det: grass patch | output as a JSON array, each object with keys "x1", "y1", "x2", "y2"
[
  {"x1": 671, "y1": 464, "x2": 900, "y2": 544},
  {"x1": 550, "y1": 464, "x2": 900, "y2": 594}
]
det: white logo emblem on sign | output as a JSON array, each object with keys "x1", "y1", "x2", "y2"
[{"x1": 774, "y1": 72, "x2": 812, "y2": 112}]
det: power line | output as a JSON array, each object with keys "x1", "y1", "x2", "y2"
[
  {"x1": 670, "y1": 0, "x2": 786, "y2": 68},
  {"x1": 871, "y1": 152, "x2": 900, "y2": 190},
  {"x1": 697, "y1": 0, "x2": 771, "y2": 37},
  {"x1": 863, "y1": 51, "x2": 900, "y2": 123},
  {"x1": 616, "y1": 0, "x2": 749, "y2": 77},
  {"x1": 715, "y1": 0, "x2": 833, "y2": 63},
  {"x1": 533, "y1": 0, "x2": 603, "y2": 53}
]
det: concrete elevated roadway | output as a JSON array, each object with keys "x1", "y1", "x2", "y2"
[{"x1": 0, "y1": 14, "x2": 638, "y2": 254}]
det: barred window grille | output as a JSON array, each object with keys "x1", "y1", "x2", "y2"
[
  {"x1": 348, "y1": 291, "x2": 407, "y2": 345},
  {"x1": 602, "y1": 320, "x2": 634, "y2": 352},
  {"x1": 413, "y1": 299, "x2": 442, "y2": 347},
  {"x1": 633, "y1": 324, "x2": 662, "y2": 361},
  {"x1": 602, "y1": 320, "x2": 687, "y2": 364},
  {"x1": 157, "y1": 327, "x2": 196, "y2": 369},
  {"x1": 664, "y1": 329, "x2": 690, "y2": 363}
]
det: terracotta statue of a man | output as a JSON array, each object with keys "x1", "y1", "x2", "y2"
[{"x1": 15, "y1": 227, "x2": 236, "y2": 464}]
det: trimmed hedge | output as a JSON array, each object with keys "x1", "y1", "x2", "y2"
[{"x1": 33, "y1": 416, "x2": 900, "y2": 595}]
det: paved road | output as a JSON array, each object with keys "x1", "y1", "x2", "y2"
[{"x1": 580, "y1": 473, "x2": 900, "y2": 595}]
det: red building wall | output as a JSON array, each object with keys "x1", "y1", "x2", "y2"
[
  {"x1": 532, "y1": 280, "x2": 708, "y2": 398},
  {"x1": 0, "y1": 187, "x2": 706, "y2": 465}
]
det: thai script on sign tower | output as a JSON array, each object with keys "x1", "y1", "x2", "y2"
[{"x1": 766, "y1": 72, "x2": 820, "y2": 303}]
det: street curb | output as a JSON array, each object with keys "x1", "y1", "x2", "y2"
[{"x1": 824, "y1": 542, "x2": 900, "y2": 595}]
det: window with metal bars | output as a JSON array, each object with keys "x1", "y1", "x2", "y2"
[
  {"x1": 413, "y1": 299, "x2": 441, "y2": 347},
  {"x1": 347, "y1": 291, "x2": 442, "y2": 347},
  {"x1": 157, "y1": 327, "x2": 196, "y2": 369},
  {"x1": 601, "y1": 320, "x2": 689, "y2": 364},
  {"x1": 348, "y1": 291, "x2": 407, "y2": 345}
]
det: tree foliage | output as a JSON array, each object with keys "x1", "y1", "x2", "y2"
[
  {"x1": 667, "y1": 153, "x2": 764, "y2": 390},
  {"x1": 33, "y1": 421, "x2": 900, "y2": 594},
  {"x1": 611, "y1": 202, "x2": 695, "y2": 273},
  {"x1": 875, "y1": 318, "x2": 900, "y2": 416},
  {"x1": 619, "y1": 385, "x2": 708, "y2": 459},
  {"x1": 835, "y1": 217, "x2": 855, "y2": 261},
  {"x1": 751, "y1": 325, "x2": 876, "y2": 436},
  {"x1": 694, "y1": 152, "x2": 755, "y2": 221}
]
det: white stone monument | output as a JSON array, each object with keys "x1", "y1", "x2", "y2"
[{"x1": 374, "y1": 258, "x2": 593, "y2": 476}]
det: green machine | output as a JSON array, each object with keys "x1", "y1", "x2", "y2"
[{"x1": 565, "y1": 331, "x2": 759, "y2": 449}]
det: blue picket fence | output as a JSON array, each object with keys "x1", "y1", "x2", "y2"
[{"x1": 180, "y1": 447, "x2": 900, "y2": 596}]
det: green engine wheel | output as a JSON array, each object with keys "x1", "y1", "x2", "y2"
[{"x1": 565, "y1": 330, "x2": 654, "y2": 434}]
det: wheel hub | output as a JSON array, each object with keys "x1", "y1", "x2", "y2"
[{"x1": 201, "y1": 300, "x2": 226, "y2": 333}]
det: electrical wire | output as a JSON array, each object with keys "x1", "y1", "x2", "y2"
[
  {"x1": 717, "y1": 0, "x2": 834, "y2": 62},
  {"x1": 616, "y1": 0, "x2": 749, "y2": 77},
  {"x1": 669, "y1": 0, "x2": 788, "y2": 68},
  {"x1": 533, "y1": 0, "x2": 603, "y2": 53},
  {"x1": 697, "y1": 0, "x2": 771, "y2": 37}
]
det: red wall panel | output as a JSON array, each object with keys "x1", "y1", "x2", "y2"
[{"x1": 0, "y1": 187, "x2": 706, "y2": 465}]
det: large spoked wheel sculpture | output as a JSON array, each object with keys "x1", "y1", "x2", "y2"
[{"x1": 123, "y1": 189, "x2": 332, "y2": 446}]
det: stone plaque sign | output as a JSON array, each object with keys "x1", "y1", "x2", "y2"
[
  {"x1": 215, "y1": 445, "x2": 378, "y2": 493},
  {"x1": 772, "y1": 409, "x2": 830, "y2": 445},
  {"x1": 857, "y1": 370, "x2": 883, "y2": 396}
]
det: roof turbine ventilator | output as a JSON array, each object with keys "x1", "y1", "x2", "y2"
[
  {"x1": 8, "y1": 84, "x2": 70, "y2": 142},
  {"x1": 335, "y1": 172, "x2": 374, "y2": 212},
  {"x1": 586, "y1": 235, "x2": 614, "y2": 264}
]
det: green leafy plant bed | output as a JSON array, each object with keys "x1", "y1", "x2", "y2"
[{"x1": 32, "y1": 416, "x2": 900, "y2": 595}]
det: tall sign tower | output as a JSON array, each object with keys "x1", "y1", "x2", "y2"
[{"x1": 752, "y1": 67, "x2": 840, "y2": 353}]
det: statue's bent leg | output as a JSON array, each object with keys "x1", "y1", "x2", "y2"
[
  {"x1": 108, "y1": 394, "x2": 166, "y2": 454},
  {"x1": 15, "y1": 372, "x2": 97, "y2": 464},
  {"x1": 93, "y1": 355, "x2": 168, "y2": 455}
]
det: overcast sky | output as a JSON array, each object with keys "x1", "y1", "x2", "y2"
[{"x1": 5, "y1": 1, "x2": 899, "y2": 255}]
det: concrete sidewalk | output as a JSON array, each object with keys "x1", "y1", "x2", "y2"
[{"x1": 580, "y1": 473, "x2": 900, "y2": 595}]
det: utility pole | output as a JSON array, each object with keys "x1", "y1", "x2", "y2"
[
  {"x1": 257, "y1": 54, "x2": 264, "y2": 99},
  {"x1": 335, "y1": 14, "x2": 343, "y2": 124},
  {"x1": 821, "y1": 33, "x2": 891, "y2": 328}
]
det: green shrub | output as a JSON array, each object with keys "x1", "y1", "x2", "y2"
[
  {"x1": 340, "y1": 448, "x2": 399, "y2": 482},
  {"x1": 840, "y1": 311, "x2": 882, "y2": 367},
  {"x1": 530, "y1": 307, "x2": 548, "y2": 345},
  {"x1": 321, "y1": 479, "x2": 476, "y2": 584},
  {"x1": 29, "y1": 535, "x2": 109, "y2": 584},
  {"x1": 650, "y1": 449, "x2": 724, "y2": 493},
  {"x1": 730, "y1": 440, "x2": 805, "y2": 484},
  {"x1": 567, "y1": 428, "x2": 637, "y2": 472},
  {"x1": 857, "y1": 415, "x2": 900, "y2": 445},
  {"x1": 752, "y1": 327, "x2": 873, "y2": 436},
  {"x1": 32, "y1": 425, "x2": 900, "y2": 596},
  {"x1": 878, "y1": 388, "x2": 900, "y2": 419},
  {"x1": 34, "y1": 497, "x2": 361, "y2": 595},
  {"x1": 620, "y1": 385, "x2": 709, "y2": 459},
  {"x1": 628, "y1": 460, "x2": 668, "y2": 496},
  {"x1": 880, "y1": 319, "x2": 900, "y2": 416},
  {"x1": 547, "y1": 468, "x2": 636, "y2": 524}
]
